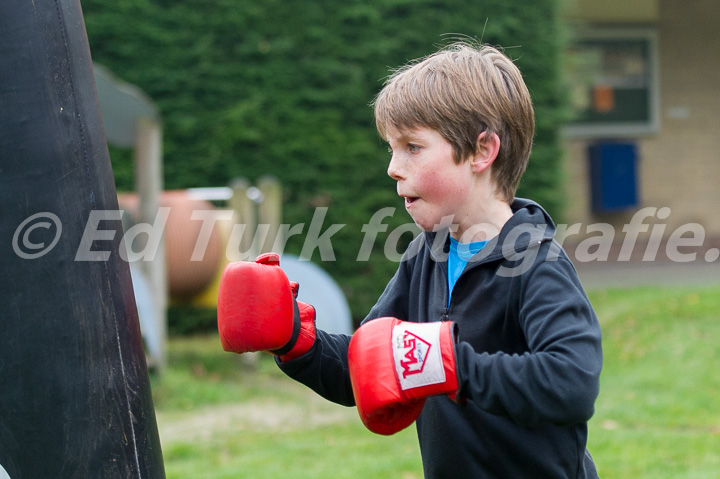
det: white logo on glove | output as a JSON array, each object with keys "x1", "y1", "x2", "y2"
[{"x1": 392, "y1": 322, "x2": 446, "y2": 391}]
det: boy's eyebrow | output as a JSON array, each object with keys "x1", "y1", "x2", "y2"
[
  {"x1": 387, "y1": 136, "x2": 413, "y2": 149},
  {"x1": 388, "y1": 129, "x2": 422, "y2": 144}
]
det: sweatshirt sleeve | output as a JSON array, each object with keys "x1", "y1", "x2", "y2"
[
  {"x1": 276, "y1": 329, "x2": 355, "y2": 406},
  {"x1": 276, "y1": 256, "x2": 413, "y2": 407},
  {"x1": 455, "y1": 256, "x2": 603, "y2": 427}
]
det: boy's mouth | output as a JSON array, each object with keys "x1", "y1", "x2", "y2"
[{"x1": 404, "y1": 196, "x2": 419, "y2": 207}]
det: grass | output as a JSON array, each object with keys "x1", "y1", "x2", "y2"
[
  {"x1": 586, "y1": 287, "x2": 720, "y2": 478},
  {"x1": 151, "y1": 285, "x2": 720, "y2": 478},
  {"x1": 151, "y1": 336, "x2": 423, "y2": 478}
]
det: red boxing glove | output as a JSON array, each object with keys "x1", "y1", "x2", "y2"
[
  {"x1": 348, "y1": 317, "x2": 459, "y2": 435},
  {"x1": 217, "y1": 252, "x2": 315, "y2": 361}
]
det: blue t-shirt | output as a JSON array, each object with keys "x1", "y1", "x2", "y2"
[{"x1": 448, "y1": 237, "x2": 488, "y2": 306}]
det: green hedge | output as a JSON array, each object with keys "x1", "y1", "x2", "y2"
[
  {"x1": 167, "y1": 305, "x2": 218, "y2": 337},
  {"x1": 82, "y1": 0, "x2": 568, "y2": 323}
]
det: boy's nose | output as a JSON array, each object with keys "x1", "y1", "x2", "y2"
[{"x1": 387, "y1": 155, "x2": 403, "y2": 180}]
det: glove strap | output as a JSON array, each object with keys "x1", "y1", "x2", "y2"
[{"x1": 270, "y1": 298, "x2": 301, "y2": 356}]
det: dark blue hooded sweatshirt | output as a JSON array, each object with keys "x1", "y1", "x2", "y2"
[{"x1": 279, "y1": 198, "x2": 603, "y2": 479}]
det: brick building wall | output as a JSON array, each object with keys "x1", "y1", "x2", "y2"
[{"x1": 562, "y1": 0, "x2": 720, "y2": 261}]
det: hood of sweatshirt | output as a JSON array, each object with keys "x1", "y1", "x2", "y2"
[{"x1": 423, "y1": 198, "x2": 557, "y2": 266}]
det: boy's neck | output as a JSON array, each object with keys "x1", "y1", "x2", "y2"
[
  {"x1": 449, "y1": 183, "x2": 513, "y2": 243},
  {"x1": 450, "y1": 202, "x2": 512, "y2": 243}
]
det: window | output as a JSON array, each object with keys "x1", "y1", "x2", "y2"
[{"x1": 564, "y1": 28, "x2": 659, "y2": 138}]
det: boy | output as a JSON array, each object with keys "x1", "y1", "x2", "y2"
[{"x1": 217, "y1": 42, "x2": 603, "y2": 478}]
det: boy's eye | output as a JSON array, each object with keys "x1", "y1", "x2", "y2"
[{"x1": 408, "y1": 144, "x2": 420, "y2": 153}]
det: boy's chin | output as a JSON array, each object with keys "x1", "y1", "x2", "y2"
[
  {"x1": 405, "y1": 215, "x2": 431, "y2": 233},
  {"x1": 412, "y1": 217, "x2": 456, "y2": 233}
]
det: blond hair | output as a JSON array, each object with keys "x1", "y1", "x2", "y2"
[{"x1": 373, "y1": 42, "x2": 535, "y2": 203}]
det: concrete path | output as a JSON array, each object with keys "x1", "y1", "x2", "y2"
[{"x1": 574, "y1": 260, "x2": 720, "y2": 290}]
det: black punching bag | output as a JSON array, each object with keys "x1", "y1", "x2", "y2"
[{"x1": 0, "y1": 0, "x2": 165, "y2": 478}]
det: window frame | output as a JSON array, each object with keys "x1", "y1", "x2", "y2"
[{"x1": 563, "y1": 27, "x2": 660, "y2": 138}]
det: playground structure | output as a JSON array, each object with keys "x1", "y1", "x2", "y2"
[
  {"x1": 96, "y1": 55, "x2": 353, "y2": 369},
  {"x1": 118, "y1": 180, "x2": 353, "y2": 369}
]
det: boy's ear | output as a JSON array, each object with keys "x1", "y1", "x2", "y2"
[{"x1": 469, "y1": 131, "x2": 501, "y2": 174}]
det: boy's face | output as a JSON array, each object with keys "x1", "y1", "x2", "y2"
[{"x1": 386, "y1": 126, "x2": 474, "y2": 232}]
